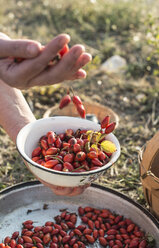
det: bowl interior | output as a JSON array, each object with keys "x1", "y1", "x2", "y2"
[{"x1": 16, "y1": 116, "x2": 120, "y2": 174}]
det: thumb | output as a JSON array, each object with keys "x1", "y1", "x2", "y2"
[{"x1": 0, "y1": 38, "x2": 42, "y2": 59}]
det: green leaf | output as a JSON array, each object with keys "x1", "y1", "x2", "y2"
[{"x1": 100, "y1": 140, "x2": 116, "y2": 153}]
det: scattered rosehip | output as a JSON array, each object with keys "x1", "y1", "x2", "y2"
[{"x1": 1, "y1": 206, "x2": 153, "y2": 248}]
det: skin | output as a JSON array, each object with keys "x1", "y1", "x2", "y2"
[
  {"x1": 0, "y1": 33, "x2": 92, "y2": 196},
  {"x1": 0, "y1": 33, "x2": 92, "y2": 89},
  {"x1": 0, "y1": 79, "x2": 36, "y2": 143},
  {"x1": 0, "y1": 81, "x2": 90, "y2": 196}
]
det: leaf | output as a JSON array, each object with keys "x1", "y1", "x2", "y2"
[
  {"x1": 94, "y1": 132, "x2": 102, "y2": 142},
  {"x1": 86, "y1": 130, "x2": 93, "y2": 141},
  {"x1": 86, "y1": 130, "x2": 102, "y2": 144},
  {"x1": 91, "y1": 144, "x2": 98, "y2": 151},
  {"x1": 86, "y1": 130, "x2": 93, "y2": 135},
  {"x1": 91, "y1": 132, "x2": 101, "y2": 143},
  {"x1": 85, "y1": 141, "x2": 91, "y2": 153},
  {"x1": 100, "y1": 140, "x2": 116, "y2": 153}
]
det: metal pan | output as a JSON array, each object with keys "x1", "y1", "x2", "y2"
[{"x1": 0, "y1": 181, "x2": 159, "y2": 247}]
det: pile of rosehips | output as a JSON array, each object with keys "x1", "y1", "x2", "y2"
[
  {"x1": 0, "y1": 205, "x2": 154, "y2": 248},
  {"x1": 31, "y1": 116, "x2": 117, "y2": 172}
]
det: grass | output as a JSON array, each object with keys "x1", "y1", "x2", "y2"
[
  {"x1": 1, "y1": 0, "x2": 159, "y2": 76},
  {"x1": 0, "y1": 0, "x2": 159, "y2": 212}
]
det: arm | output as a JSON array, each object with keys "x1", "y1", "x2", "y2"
[
  {"x1": 0, "y1": 79, "x2": 35, "y2": 143},
  {"x1": 0, "y1": 80, "x2": 90, "y2": 196}
]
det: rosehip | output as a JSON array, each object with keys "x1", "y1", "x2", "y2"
[
  {"x1": 65, "y1": 129, "x2": 74, "y2": 136},
  {"x1": 63, "y1": 162, "x2": 74, "y2": 171},
  {"x1": 73, "y1": 143, "x2": 82, "y2": 153},
  {"x1": 68, "y1": 137, "x2": 77, "y2": 146},
  {"x1": 87, "y1": 151, "x2": 98, "y2": 159},
  {"x1": 55, "y1": 137, "x2": 62, "y2": 148},
  {"x1": 47, "y1": 131, "x2": 56, "y2": 144},
  {"x1": 53, "y1": 164, "x2": 63, "y2": 171},
  {"x1": 98, "y1": 151, "x2": 106, "y2": 161},
  {"x1": 44, "y1": 160, "x2": 59, "y2": 169},
  {"x1": 100, "y1": 115, "x2": 110, "y2": 129},
  {"x1": 59, "y1": 44, "x2": 69, "y2": 57},
  {"x1": 59, "y1": 95, "x2": 71, "y2": 109},
  {"x1": 32, "y1": 147, "x2": 42, "y2": 157},
  {"x1": 76, "y1": 104, "x2": 86, "y2": 119},
  {"x1": 72, "y1": 95, "x2": 82, "y2": 106},
  {"x1": 92, "y1": 158, "x2": 103, "y2": 166},
  {"x1": 63, "y1": 153, "x2": 74, "y2": 163},
  {"x1": 75, "y1": 151, "x2": 86, "y2": 161},
  {"x1": 105, "y1": 122, "x2": 116, "y2": 134},
  {"x1": 46, "y1": 147, "x2": 59, "y2": 155},
  {"x1": 40, "y1": 139, "x2": 49, "y2": 150}
]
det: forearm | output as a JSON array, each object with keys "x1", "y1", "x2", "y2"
[{"x1": 0, "y1": 79, "x2": 36, "y2": 143}]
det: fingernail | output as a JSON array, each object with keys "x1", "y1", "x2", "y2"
[
  {"x1": 59, "y1": 34, "x2": 70, "y2": 47},
  {"x1": 73, "y1": 45, "x2": 85, "y2": 57},
  {"x1": 27, "y1": 44, "x2": 40, "y2": 56},
  {"x1": 77, "y1": 70, "x2": 86, "y2": 78}
]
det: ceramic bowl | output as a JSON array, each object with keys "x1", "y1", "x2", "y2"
[{"x1": 16, "y1": 116, "x2": 120, "y2": 189}]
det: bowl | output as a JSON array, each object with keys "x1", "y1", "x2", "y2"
[{"x1": 16, "y1": 116, "x2": 120, "y2": 190}]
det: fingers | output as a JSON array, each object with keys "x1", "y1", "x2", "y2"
[
  {"x1": 28, "y1": 46, "x2": 92, "y2": 87},
  {"x1": 15, "y1": 34, "x2": 70, "y2": 83},
  {"x1": 69, "y1": 69, "x2": 87, "y2": 80},
  {"x1": 68, "y1": 52, "x2": 92, "y2": 80},
  {"x1": 51, "y1": 186, "x2": 73, "y2": 196},
  {"x1": 0, "y1": 35, "x2": 91, "y2": 89},
  {"x1": 67, "y1": 186, "x2": 85, "y2": 196},
  {"x1": 67, "y1": 184, "x2": 90, "y2": 196},
  {"x1": 53, "y1": 46, "x2": 91, "y2": 80},
  {"x1": 29, "y1": 44, "x2": 85, "y2": 85},
  {"x1": 0, "y1": 39, "x2": 42, "y2": 58}
]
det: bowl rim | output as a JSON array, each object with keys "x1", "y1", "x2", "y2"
[{"x1": 16, "y1": 116, "x2": 121, "y2": 177}]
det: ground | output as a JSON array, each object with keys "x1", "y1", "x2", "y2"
[{"x1": 0, "y1": 0, "x2": 159, "y2": 214}]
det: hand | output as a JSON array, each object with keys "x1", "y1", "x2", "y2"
[
  {"x1": 0, "y1": 33, "x2": 92, "y2": 89},
  {"x1": 38, "y1": 177, "x2": 91, "y2": 196},
  {"x1": 23, "y1": 160, "x2": 90, "y2": 196}
]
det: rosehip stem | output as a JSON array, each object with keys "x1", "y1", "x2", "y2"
[
  {"x1": 72, "y1": 165, "x2": 85, "y2": 171},
  {"x1": 70, "y1": 86, "x2": 75, "y2": 96},
  {"x1": 67, "y1": 87, "x2": 70, "y2": 95},
  {"x1": 98, "y1": 134, "x2": 107, "y2": 142},
  {"x1": 45, "y1": 155, "x2": 63, "y2": 164}
]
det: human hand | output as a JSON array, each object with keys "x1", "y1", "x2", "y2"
[
  {"x1": 38, "y1": 177, "x2": 91, "y2": 196},
  {"x1": 0, "y1": 33, "x2": 92, "y2": 89},
  {"x1": 23, "y1": 160, "x2": 90, "y2": 196}
]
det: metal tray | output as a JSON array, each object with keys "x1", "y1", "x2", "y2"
[{"x1": 0, "y1": 181, "x2": 159, "y2": 247}]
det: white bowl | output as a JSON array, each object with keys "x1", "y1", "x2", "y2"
[{"x1": 16, "y1": 116, "x2": 120, "y2": 188}]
